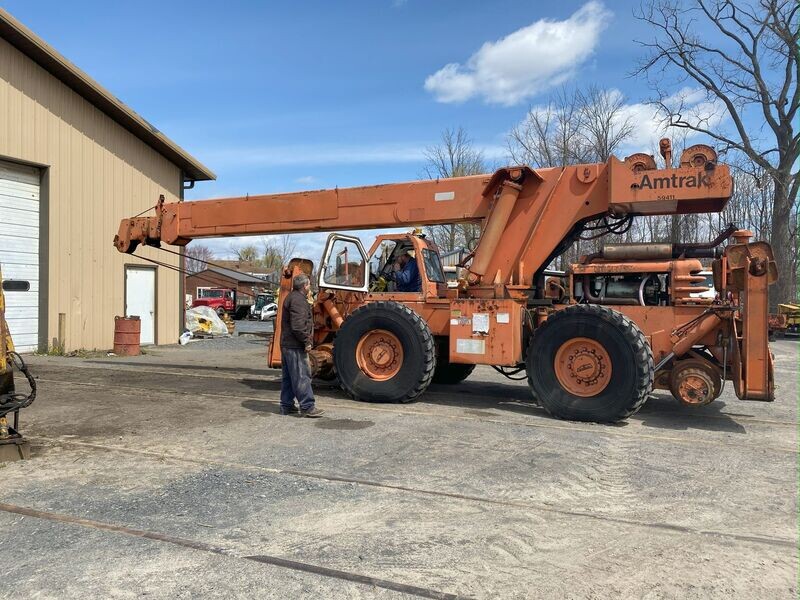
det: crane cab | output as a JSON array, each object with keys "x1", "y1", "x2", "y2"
[{"x1": 316, "y1": 232, "x2": 448, "y2": 299}]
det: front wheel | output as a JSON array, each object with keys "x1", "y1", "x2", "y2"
[
  {"x1": 527, "y1": 304, "x2": 653, "y2": 423},
  {"x1": 333, "y1": 301, "x2": 436, "y2": 403}
]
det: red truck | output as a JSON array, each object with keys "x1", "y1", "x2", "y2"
[{"x1": 191, "y1": 288, "x2": 236, "y2": 317}]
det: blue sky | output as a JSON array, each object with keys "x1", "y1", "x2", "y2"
[{"x1": 4, "y1": 0, "x2": 731, "y2": 259}]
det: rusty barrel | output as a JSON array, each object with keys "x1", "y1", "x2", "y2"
[{"x1": 113, "y1": 316, "x2": 141, "y2": 356}]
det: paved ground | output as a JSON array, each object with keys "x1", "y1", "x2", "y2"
[
  {"x1": 0, "y1": 335, "x2": 797, "y2": 599},
  {"x1": 234, "y1": 319, "x2": 274, "y2": 336}
]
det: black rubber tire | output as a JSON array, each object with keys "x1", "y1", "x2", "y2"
[
  {"x1": 432, "y1": 361, "x2": 476, "y2": 385},
  {"x1": 333, "y1": 301, "x2": 435, "y2": 403},
  {"x1": 527, "y1": 304, "x2": 654, "y2": 423}
]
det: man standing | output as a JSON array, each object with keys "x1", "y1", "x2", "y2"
[
  {"x1": 392, "y1": 250, "x2": 422, "y2": 292},
  {"x1": 279, "y1": 274, "x2": 324, "y2": 417}
]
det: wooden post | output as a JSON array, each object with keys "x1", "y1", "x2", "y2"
[{"x1": 57, "y1": 312, "x2": 66, "y2": 353}]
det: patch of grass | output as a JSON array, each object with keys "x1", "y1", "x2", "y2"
[{"x1": 34, "y1": 346, "x2": 106, "y2": 359}]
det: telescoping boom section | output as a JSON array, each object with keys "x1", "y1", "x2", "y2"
[{"x1": 114, "y1": 140, "x2": 776, "y2": 423}]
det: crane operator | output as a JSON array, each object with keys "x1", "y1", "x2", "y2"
[{"x1": 391, "y1": 250, "x2": 422, "y2": 292}]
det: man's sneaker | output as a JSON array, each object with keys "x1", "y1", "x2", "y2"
[
  {"x1": 279, "y1": 406, "x2": 299, "y2": 416},
  {"x1": 300, "y1": 407, "x2": 325, "y2": 418}
]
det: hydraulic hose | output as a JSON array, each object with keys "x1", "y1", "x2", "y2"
[{"x1": 0, "y1": 352, "x2": 37, "y2": 419}]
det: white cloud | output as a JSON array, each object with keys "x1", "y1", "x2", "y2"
[
  {"x1": 666, "y1": 86, "x2": 708, "y2": 107},
  {"x1": 295, "y1": 175, "x2": 317, "y2": 185},
  {"x1": 424, "y1": 2, "x2": 611, "y2": 106}
]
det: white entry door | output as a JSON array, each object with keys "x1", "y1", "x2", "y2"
[{"x1": 125, "y1": 266, "x2": 155, "y2": 345}]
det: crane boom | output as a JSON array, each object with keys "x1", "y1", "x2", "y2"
[
  {"x1": 115, "y1": 153, "x2": 731, "y2": 285},
  {"x1": 115, "y1": 172, "x2": 493, "y2": 251}
]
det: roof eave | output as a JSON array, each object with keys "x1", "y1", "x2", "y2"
[{"x1": 0, "y1": 9, "x2": 215, "y2": 182}]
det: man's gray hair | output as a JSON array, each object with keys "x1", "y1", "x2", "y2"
[{"x1": 293, "y1": 274, "x2": 310, "y2": 290}]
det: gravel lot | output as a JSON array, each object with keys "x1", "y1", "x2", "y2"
[{"x1": 0, "y1": 335, "x2": 796, "y2": 599}]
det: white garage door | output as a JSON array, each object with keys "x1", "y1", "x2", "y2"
[{"x1": 0, "y1": 159, "x2": 40, "y2": 353}]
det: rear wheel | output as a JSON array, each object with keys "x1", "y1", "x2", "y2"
[
  {"x1": 669, "y1": 359, "x2": 721, "y2": 406},
  {"x1": 334, "y1": 301, "x2": 435, "y2": 403},
  {"x1": 527, "y1": 304, "x2": 653, "y2": 423}
]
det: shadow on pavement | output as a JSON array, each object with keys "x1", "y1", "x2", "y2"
[
  {"x1": 240, "y1": 377, "x2": 349, "y2": 399},
  {"x1": 240, "y1": 398, "x2": 279, "y2": 415},
  {"x1": 88, "y1": 360, "x2": 275, "y2": 377},
  {"x1": 241, "y1": 375, "x2": 748, "y2": 433},
  {"x1": 632, "y1": 393, "x2": 747, "y2": 433}
]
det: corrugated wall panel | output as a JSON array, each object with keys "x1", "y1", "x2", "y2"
[{"x1": 0, "y1": 37, "x2": 182, "y2": 351}]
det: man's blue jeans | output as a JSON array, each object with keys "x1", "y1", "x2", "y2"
[{"x1": 280, "y1": 347, "x2": 315, "y2": 412}]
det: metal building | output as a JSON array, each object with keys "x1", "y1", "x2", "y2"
[
  {"x1": 0, "y1": 10, "x2": 214, "y2": 351},
  {"x1": 439, "y1": 247, "x2": 469, "y2": 267}
]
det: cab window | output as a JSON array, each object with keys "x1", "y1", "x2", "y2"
[{"x1": 422, "y1": 249, "x2": 445, "y2": 283}]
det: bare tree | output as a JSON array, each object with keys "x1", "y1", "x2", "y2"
[
  {"x1": 509, "y1": 85, "x2": 637, "y2": 167},
  {"x1": 230, "y1": 242, "x2": 259, "y2": 263},
  {"x1": 277, "y1": 234, "x2": 298, "y2": 266},
  {"x1": 259, "y1": 238, "x2": 284, "y2": 271},
  {"x1": 576, "y1": 85, "x2": 637, "y2": 162},
  {"x1": 184, "y1": 243, "x2": 215, "y2": 274},
  {"x1": 635, "y1": 0, "x2": 799, "y2": 306},
  {"x1": 508, "y1": 86, "x2": 639, "y2": 267},
  {"x1": 422, "y1": 127, "x2": 487, "y2": 252},
  {"x1": 508, "y1": 87, "x2": 591, "y2": 168},
  {"x1": 422, "y1": 127, "x2": 486, "y2": 179}
]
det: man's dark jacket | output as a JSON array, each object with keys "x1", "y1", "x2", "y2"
[{"x1": 280, "y1": 289, "x2": 313, "y2": 350}]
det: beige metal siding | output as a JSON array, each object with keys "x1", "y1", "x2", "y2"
[{"x1": 0, "y1": 37, "x2": 181, "y2": 350}]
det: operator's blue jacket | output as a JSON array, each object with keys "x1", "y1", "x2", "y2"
[{"x1": 395, "y1": 259, "x2": 422, "y2": 292}]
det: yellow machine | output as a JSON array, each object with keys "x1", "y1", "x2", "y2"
[
  {"x1": 0, "y1": 266, "x2": 36, "y2": 461},
  {"x1": 778, "y1": 303, "x2": 800, "y2": 336}
]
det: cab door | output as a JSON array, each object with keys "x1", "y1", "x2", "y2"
[{"x1": 318, "y1": 234, "x2": 370, "y2": 292}]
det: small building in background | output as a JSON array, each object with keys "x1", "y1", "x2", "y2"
[
  {"x1": 212, "y1": 260, "x2": 280, "y2": 286},
  {"x1": 185, "y1": 267, "x2": 277, "y2": 316}
]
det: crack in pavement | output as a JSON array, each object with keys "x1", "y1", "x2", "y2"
[
  {"x1": 31, "y1": 436, "x2": 798, "y2": 551},
  {"x1": 0, "y1": 501, "x2": 469, "y2": 600}
]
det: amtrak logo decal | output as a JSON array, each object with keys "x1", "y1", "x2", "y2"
[{"x1": 639, "y1": 172, "x2": 711, "y2": 190}]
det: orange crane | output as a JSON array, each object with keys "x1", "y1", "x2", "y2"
[{"x1": 114, "y1": 139, "x2": 776, "y2": 422}]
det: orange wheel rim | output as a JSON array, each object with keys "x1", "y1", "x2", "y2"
[
  {"x1": 355, "y1": 329, "x2": 403, "y2": 381},
  {"x1": 676, "y1": 373, "x2": 713, "y2": 405},
  {"x1": 554, "y1": 337, "x2": 612, "y2": 397}
]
